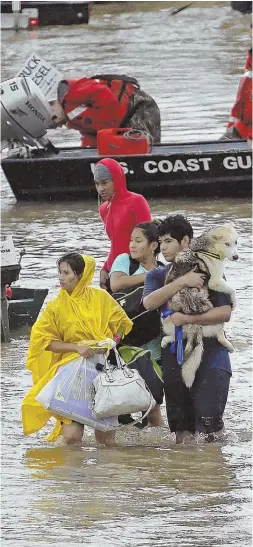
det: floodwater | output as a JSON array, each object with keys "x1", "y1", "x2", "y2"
[{"x1": 1, "y1": 2, "x2": 252, "y2": 546}]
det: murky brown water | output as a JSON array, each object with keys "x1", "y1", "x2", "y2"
[{"x1": 1, "y1": 2, "x2": 252, "y2": 546}]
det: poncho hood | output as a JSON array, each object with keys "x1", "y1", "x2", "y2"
[{"x1": 96, "y1": 158, "x2": 128, "y2": 200}]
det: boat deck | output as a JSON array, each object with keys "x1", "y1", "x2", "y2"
[{"x1": 30, "y1": 139, "x2": 248, "y2": 160}]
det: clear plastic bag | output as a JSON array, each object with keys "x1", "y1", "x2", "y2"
[{"x1": 35, "y1": 355, "x2": 119, "y2": 432}]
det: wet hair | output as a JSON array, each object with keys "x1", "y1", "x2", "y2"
[
  {"x1": 133, "y1": 221, "x2": 160, "y2": 255},
  {"x1": 57, "y1": 253, "x2": 85, "y2": 276},
  {"x1": 158, "y1": 215, "x2": 193, "y2": 243}
]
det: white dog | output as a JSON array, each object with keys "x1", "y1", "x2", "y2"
[{"x1": 161, "y1": 223, "x2": 238, "y2": 388}]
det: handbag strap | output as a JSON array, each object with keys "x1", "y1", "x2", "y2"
[{"x1": 114, "y1": 348, "x2": 125, "y2": 369}]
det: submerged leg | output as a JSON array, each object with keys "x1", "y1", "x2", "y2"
[
  {"x1": 62, "y1": 422, "x2": 84, "y2": 445},
  {"x1": 95, "y1": 429, "x2": 117, "y2": 447},
  {"x1": 147, "y1": 404, "x2": 165, "y2": 426},
  {"x1": 193, "y1": 368, "x2": 230, "y2": 442},
  {"x1": 176, "y1": 430, "x2": 195, "y2": 444}
]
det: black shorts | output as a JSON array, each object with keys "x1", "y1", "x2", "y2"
[{"x1": 162, "y1": 347, "x2": 231, "y2": 434}]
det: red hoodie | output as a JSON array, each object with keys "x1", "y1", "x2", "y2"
[{"x1": 98, "y1": 158, "x2": 151, "y2": 271}]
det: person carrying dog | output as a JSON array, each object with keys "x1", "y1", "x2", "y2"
[
  {"x1": 49, "y1": 74, "x2": 161, "y2": 147},
  {"x1": 143, "y1": 214, "x2": 233, "y2": 444}
]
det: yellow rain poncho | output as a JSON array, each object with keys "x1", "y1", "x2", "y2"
[{"x1": 22, "y1": 255, "x2": 133, "y2": 441}]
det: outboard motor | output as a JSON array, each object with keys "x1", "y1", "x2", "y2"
[{"x1": 1, "y1": 76, "x2": 54, "y2": 151}]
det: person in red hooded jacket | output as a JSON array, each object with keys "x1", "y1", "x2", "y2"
[
  {"x1": 49, "y1": 74, "x2": 161, "y2": 147},
  {"x1": 221, "y1": 49, "x2": 252, "y2": 141},
  {"x1": 93, "y1": 158, "x2": 151, "y2": 290}
]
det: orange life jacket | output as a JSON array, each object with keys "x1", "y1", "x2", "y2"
[
  {"x1": 227, "y1": 49, "x2": 252, "y2": 139},
  {"x1": 58, "y1": 75, "x2": 139, "y2": 147}
]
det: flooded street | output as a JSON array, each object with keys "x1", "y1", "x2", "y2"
[{"x1": 1, "y1": 2, "x2": 252, "y2": 546}]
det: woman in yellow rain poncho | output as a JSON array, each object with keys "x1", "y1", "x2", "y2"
[{"x1": 22, "y1": 253, "x2": 133, "y2": 446}]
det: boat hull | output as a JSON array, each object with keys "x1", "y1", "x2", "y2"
[
  {"x1": 1, "y1": 140, "x2": 252, "y2": 201},
  {"x1": 8, "y1": 287, "x2": 48, "y2": 329},
  {"x1": 1, "y1": 2, "x2": 90, "y2": 28}
]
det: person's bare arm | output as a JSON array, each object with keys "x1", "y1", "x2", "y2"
[
  {"x1": 143, "y1": 271, "x2": 206, "y2": 311},
  {"x1": 100, "y1": 269, "x2": 109, "y2": 290},
  {"x1": 170, "y1": 306, "x2": 232, "y2": 327},
  {"x1": 46, "y1": 341, "x2": 95, "y2": 358},
  {"x1": 110, "y1": 271, "x2": 146, "y2": 292}
]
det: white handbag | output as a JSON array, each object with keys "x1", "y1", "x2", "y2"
[{"x1": 91, "y1": 350, "x2": 156, "y2": 420}]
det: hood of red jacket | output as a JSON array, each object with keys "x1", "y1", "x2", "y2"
[
  {"x1": 57, "y1": 78, "x2": 89, "y2": 105},
  {"x1": 96, "y1": 158, "x2": 128, "y2": 200}
]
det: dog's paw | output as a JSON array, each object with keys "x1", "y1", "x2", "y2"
[
  {"x1": 161, "y1": 336, "x2": 171, "y2": 348},
  {"x1": 217, "y1": 334, "x2": 234, "y2": 352},
  {"x1": 226, "y1": 341, "x2": 234, "y2": 352}
]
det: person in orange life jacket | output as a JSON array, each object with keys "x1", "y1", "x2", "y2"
[
  {"x1": 93, "y1": 158, "x2": 151, "y2": 290},
  {"x1": 221, "y1": 48, "x2": 252, "y2": 141},
  {"x1": 49, "y1": 75, "x2": 161, "y2": 147},
  {"x1": 5, "y1": 285, "x2": 12, "y2": 299}
]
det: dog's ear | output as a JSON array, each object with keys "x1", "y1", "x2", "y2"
[
  {"x1": 211, "y1": 224, "x2": 237, "y2": 241},
  {"x1": 210, "y1": 224, "x2": 230, "y2": 240}
]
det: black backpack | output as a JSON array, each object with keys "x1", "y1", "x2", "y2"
[{"x1": 112, "y1": 256, "x2": 162, "y2": 346}]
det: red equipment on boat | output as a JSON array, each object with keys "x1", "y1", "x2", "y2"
[{"x1": 97, "y1": 128, "x2": 151, "y2": 156}]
